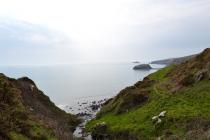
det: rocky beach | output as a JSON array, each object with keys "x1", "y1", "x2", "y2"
[{"x1": 60, "y1": 96, "x2": 110, "y2": 139}]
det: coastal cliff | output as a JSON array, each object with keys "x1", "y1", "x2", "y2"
[
  {"x1": 87, "y1": 48, "x2": 210, "y2": 140},
  {"x1": 151, "y1": 54, "x2": 196, "y2": 65},
  {"x1": 0, "y1": 74, "x2": 80, "y2": 140}
]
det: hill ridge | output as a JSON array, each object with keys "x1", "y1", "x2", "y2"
[
  {"x1": 86, "y1": 48, "x2": 210, "y2": 140},
  {"x1": 0, "y1": 74, "x2": 80, "y2": 140}
]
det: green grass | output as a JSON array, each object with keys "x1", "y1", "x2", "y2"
[
  {"x1": 9, "y1": 126, "x2": 57, "y2": 140},
  {"x1": 9, "y1": 132, "x2": 30, "y2": 140},
  {"x1": 29, "y1": 122, "x2": 57, "y2": 140},
  {"x1": 86, "y1": 65, "x2": 210, "y2": 139},
  {"x1": 0, "y1": 75, "x2": 58, "y2": 140},
  {"x1": 149, "y1": 65, "x2": 175, "y2": 81}
]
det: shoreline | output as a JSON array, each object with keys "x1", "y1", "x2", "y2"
[
  {"x1": 58, "y1": 65, "x2": 165, "y2": 139},
  {"x1": 61, "y1": 96, "x2": 110, "y2": 139}
]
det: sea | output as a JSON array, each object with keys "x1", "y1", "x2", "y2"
[{"x1": 0, "y1": 62, "x2": 164, "y2": 113}]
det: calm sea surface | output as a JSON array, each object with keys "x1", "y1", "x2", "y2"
[{"x1": 0, "y1": 63, "x2": 164, "y2": 107}]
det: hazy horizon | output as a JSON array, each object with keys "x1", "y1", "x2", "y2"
[{"x1": 0, "y1": 0, "x2": 210, "y2": 65}]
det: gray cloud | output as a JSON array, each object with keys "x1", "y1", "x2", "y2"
[
  {"x1": 0, "y1": 19, "x2": 76, "y2": 65},
  {"x1": 0, "y1": 0, "x2": 210, "y2": 64}
]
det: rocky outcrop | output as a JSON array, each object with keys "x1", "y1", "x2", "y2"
[
  {"x1": 133, "y1": 64, "x2": 152, "y2": 70},
  {"x1": 169, "y1": 48, "x2": 210, "y2": 88}
]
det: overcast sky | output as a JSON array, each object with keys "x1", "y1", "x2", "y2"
[{"x1": 0, "y1": 0, "x2": 210, "y2": 65}]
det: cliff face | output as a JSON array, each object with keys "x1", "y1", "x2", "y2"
[
  {"x1": 87, "y1": 48, "x2": 210, "y2": 140},
  {"x1": 0, "y1": 74, "x2": 79, "y2": 140}
]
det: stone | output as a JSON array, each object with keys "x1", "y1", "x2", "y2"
[{"x1": 194, "y1": 71, "x2": 206, "y2": 83}]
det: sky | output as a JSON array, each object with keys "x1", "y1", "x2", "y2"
[{"x1": 0, "y1": 0, "x2": 210, "y2": 65}]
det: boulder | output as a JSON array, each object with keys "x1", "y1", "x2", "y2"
[
  {"x1": 90, "y1": 104, "x2": 100, "y2": 111},
  {"x1": 194, "y1": 70, "x2": 207, "y2": 83}
]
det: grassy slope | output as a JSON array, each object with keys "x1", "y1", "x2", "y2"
[
  {"x1": 0, "y1": 74, "x2": 79, "y2": 140},
  {"x1": 0, "y1": 75, "x2": 59, "y2": 140},
  {"x1": 86, "y1": 50, "x2": 210, "y2": 139}
]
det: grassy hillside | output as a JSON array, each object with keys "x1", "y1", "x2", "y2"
[
  {"x1": 86, "y1": 48, "x2": 210, "y2": 140},
  {"x1": 0, "y1": 74, "x2": 80, "y2": 140}
]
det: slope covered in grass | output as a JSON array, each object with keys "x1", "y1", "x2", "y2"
[
  {"x1": 86, "y1": 48, "x2": 210, "y2": 140},
  {"x1": 0, "y1": 74, "x2": 80, "y2": 140}
]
